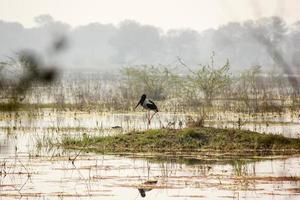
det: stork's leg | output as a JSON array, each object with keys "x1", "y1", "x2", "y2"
[
  {"x1": 148, "y1": 111, "x2": 157, "y2": 124},
  {"x1": 146, "y1": 111, "x2": 149, "y2": 129},
  {"x1": 147, "y1": 111, "x2": 151, "y2": 125},
  {"x1": 144, "y1": 111, "x2": 149, "y2": 129}
]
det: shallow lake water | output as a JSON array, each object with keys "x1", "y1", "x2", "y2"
[{"x1": 0, "y1": 110, "x2": 300, "y2": 199}]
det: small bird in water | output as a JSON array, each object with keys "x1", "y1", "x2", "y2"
[
  {"x1": 135, "y1": 94, "x2": 158, "y2": 125},
  {"x1": 111, "y1": 125, "x2": 122, "y2": 129}
]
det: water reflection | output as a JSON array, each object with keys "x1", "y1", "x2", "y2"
[
  {"x1": 138, "y1": 180, "x2": 158, "y2": 197},
  {"x1": 0, "y1": 149, "x2": 299, "y2": 199}
]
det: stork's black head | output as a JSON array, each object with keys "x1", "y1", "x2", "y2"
[
  {"x1": 141, "y1": 94, "x2": 146, "y2": 101},
  {"x1": 135, "y1": 94, "x2": 147, "y2": 110}
]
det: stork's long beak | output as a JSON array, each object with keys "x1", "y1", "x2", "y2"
[{"x1": 134, "y1": 100, "x2": 141, "y2": 110}]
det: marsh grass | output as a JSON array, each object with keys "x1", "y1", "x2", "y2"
[{"x1": 59, "y1": 127, "x2": 300, "y2": 155}]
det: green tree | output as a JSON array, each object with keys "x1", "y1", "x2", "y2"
[{"x1": 180, "y1": 54, "x2": 232, "y2": 106}]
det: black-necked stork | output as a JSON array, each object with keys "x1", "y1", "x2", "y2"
[{"x1": 135, "y1": 94, "x2": 158, "y2": 125}]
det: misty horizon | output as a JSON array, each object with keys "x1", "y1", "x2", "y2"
[{"x1": 1, "y1": 14, "x2": 299, "y2": 73}]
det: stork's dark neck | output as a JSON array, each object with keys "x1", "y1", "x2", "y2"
[{"x1": 140, "y1": 96, "x2": 146, "y2": 104}]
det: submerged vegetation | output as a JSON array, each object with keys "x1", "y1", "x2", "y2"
[{"x1": 60, "y1": 127, "x2": 300, "y2": 155}]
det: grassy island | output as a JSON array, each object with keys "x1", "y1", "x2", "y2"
[{"x1": 60, "y1": 127, "x2": 300, "y2": 156}]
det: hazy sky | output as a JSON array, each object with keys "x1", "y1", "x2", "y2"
[{"x1": 1, "y1": 0, "x2": 300, "y2": 31}]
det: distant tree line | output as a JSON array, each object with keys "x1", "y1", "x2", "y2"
[{"x1": 0, "y1": 15, "x2": 299, "y2": 72}]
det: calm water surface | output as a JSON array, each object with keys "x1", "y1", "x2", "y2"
[{"x1": 0, "y1": 110, "x2": 299, "y2": 199}]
